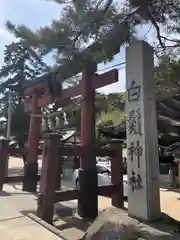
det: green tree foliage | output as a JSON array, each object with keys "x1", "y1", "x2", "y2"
[
  {"x1": 5, "y1": 0, "x2": 138, "y2": 66},
  {"x1": 2, "y1": 0, "x2": 180, "y2": 139},
  {"x1": 62, "y1": 92, "x2": 125, "y2": 130},
  {"x1": 4, "y1": 0, "x2": 180, "y2": 98},
  {"x1": 0, "y1": 43, "x2": 47, "y2": 138},
  {"x1": 11, "y1": 104, "x2": 30, "y2": 139},
  {"x1": 155, "y1": 55, "x2": 180, "y2": 100},
  {"x1": 95, "y1": 93, "x2": 109, "y2": 115},
  {"x1": 5, "y1": 0, "x2": 180, "y2": 104},
  {"x1": 106, "y1": 92, "x2": 125, "y2": 111},
  {"x1": 127, "y1": 0, "x2": 180, "y2": 55},
  {"x1": 0, "y1": 43, "x2": 47, "y2": 104},
  {"x1": 5, "y1": 1, "x2": 180, "y2": 62},
  {"x1": 64, "y1": 101, "x2": 81, "y2": 130}
]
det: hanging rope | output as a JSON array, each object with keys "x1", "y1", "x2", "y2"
[
  {"x1": 28, "y1": 111, "x2": 63, "y2": 118},
  {"x1": 158, "y1": 141, "x2": 180, "y2": 150}
]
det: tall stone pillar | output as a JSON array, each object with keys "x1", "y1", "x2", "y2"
[
  {"x1": 126, "y1": 40, "x2": 160, "y2": 221},
  {"x1": 23, "y1": 91, "x2": 41, "y2": 192}
]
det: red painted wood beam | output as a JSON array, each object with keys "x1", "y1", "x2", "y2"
[
  {"x1": 8, "y1": 147, "x2": 21, "y2": 155},
  {"x1": 24, "y1": 96, "x2": 74, "y2": 112},
  {"x1": 54, "y1": 189, "x2": 78, "y2": 202},
  {"x1": 24, "y1": 68, "x2": 117, "y2": 96},
  {"x1": 8, "y1": 146, "x2": 115, "y2": 157},
  {"x1": 8, "y1": 147, "x2": 42, "y2": 156},
  {"x1": 25, "y1": 82, "x2": 44, "y2": 95},
  {"x1": 59, "y1": 145, "x2": 115, "y2": 157},
  {"x1": 25, "y1": 69, "x2": 118, "y2": 109},
  {"x1": 53, "y1": 184, "x2": 117, "y2": 202},
  {"x1": 4, "y1": 175, "x2": 40, "y2": 183},
  {"x1": 39, "y1": 69, "x2": 118, "y2": 108},
  {"x1": 24, "y1": 70, "x2": 115, "y2": 96},
  {"x1": 98, "y1": 184, "x2": 117, "y2": 197},
  {"x1": 4, "y1": 176, "x2": 24, "y2": 183}
]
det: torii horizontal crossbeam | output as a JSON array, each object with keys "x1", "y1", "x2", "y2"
[{"x1": 25, "y1": 69, "x2": 118, "y2": 111}]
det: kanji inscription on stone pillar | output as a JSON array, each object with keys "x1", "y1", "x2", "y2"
[{"x1": 126, "y1": 40, "x2": 160, "y2": 221}]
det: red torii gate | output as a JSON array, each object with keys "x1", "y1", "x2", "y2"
[
  {"x1": 23, "y1": 67, "x2": 118, "y2": 190},
  {"x1": 23, "y1": 66, "x2": 121, "y2": 220}
]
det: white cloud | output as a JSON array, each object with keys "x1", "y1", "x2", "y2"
[
  {"x1": 0, "y1": 0, "x2": 15, "y2": 47},
  {"x1": 0, "y1": 0, "x2": 60, "y2": 66},
  {"x1": 0, "y1": 27, "x2": 14, "y2": 40}
]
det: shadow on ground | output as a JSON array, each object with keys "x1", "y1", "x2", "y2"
[
  {"x1": 160, "y1": 187, "x2": 180, "y2": 194},
  {"x1": 8, "y1": 167, "x2": 42, "y2": 176},
  {"x1": 2, "y1": 183, "x2": 38, "y2": 200},
  {"x1": 8, "y1": 167, "x2": 24, "y2": 176},
  {"x1": 150, "y1": 213, "x2": 180, "y2": 235},
  {"x1": 0, "y1": 191, "x2": 11, "y2": 197},
  {"x1": 52, "y1": 203, "x2": 129, "y2": 240},
  {"x1": 53, "y1": 203, "x2": 91, "y2": 240}
]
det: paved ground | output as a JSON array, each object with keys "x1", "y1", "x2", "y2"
[
  {"x1": 0, "y1": 184, "x2": 61, "y2": 239},
  {"x1": 0, "y1": 158, "x2": 62, "y2": 240},
  {"x1": 1, "y1": 157, "x2": 180, "y2": 239}
]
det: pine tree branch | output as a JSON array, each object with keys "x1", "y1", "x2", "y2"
[
  {"x1": 47, "y1": 0, "x2": 70, "y2": 4},
  {"x1": 147, "y1": 11, "x2": 164, "y2": 49},
  {"x1": 72, "y1": 0, "x2": 114, "y2": 48},
  {"x1": 160, "y1": 36, "x2": 180, "y2": 44}
]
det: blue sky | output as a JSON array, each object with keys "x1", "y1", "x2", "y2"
[{"x1": 0, "y1": 0, "x2": 155, "y2": 94}]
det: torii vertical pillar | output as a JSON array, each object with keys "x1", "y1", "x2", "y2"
[
  {"x1": 23, "y1": 91, "x2": 41, "y2": 192},
  {"x1": 0, "y1": 139, "x2": 8, "y2": 190},
  {"x1": 78, "y1": 66, "x2": 98, "y2": 220},
  {"x1": 37, "y1": 134, "x2": 60, "y2": 224},
  {"x1": 126, "y1": 40, "x2": 160, "y2": 221},
  {"x1": 111, "y1": 141, "x2": 124, "y2": 208}
]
